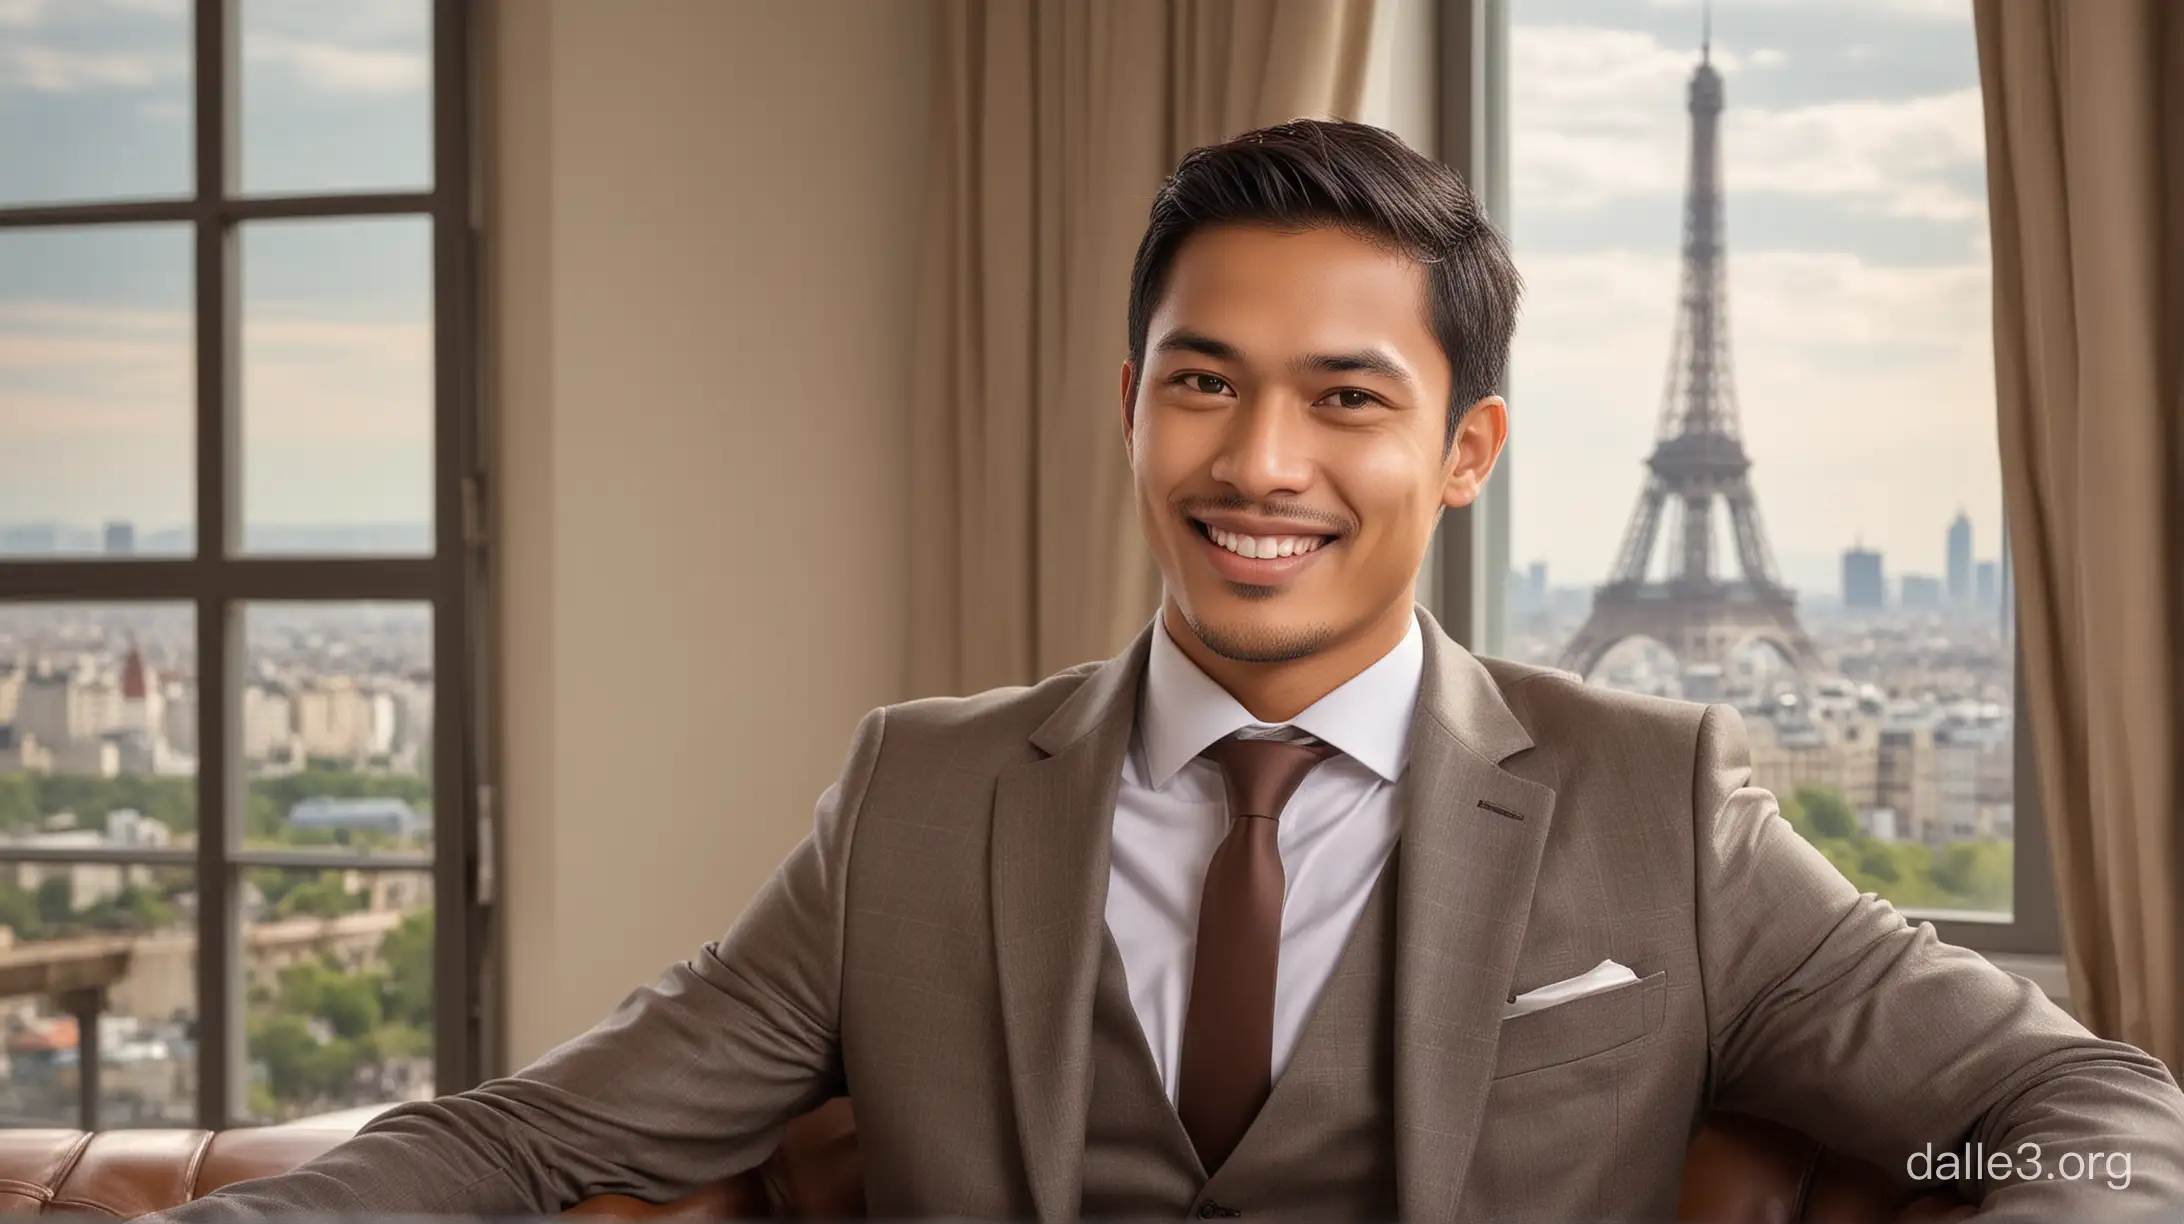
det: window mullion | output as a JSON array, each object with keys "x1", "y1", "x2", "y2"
[{"x1": 191, "y1": 0, "x2": 238, "y2": 1132}]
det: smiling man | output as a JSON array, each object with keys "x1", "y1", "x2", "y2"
[{"x1": 145, "y1": 120, "x2": 2182, "y2": 1222}]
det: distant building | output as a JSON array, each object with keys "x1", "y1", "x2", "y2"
[
  {"x1": 1946, "y1": 510, "x2": 1973, "y2": 603},
  {"x1": 2000, "y1": 524, "x2": 2015, "y2": 637},
  {"x1": 288, "y1": 797, "x2": 429, "y2": 841},
  {"x1": 0, "y1": 725, "x2": 52, "y2": 773},
  {"x1": 1974, "y1": 560, "x2": 1999, "y2": 607},
  {"x1": 242, "y1": 683, "x2": 298, "y2": 763},
  {"x1": 1877, "y1": 724, "x2": 1941, "y2": 846},
  {"x1": 1863, "y1": 807, "x2": 1902, "y2": 842},
  {"x1": 1842, "y1": 546, "x2": 1885, "y2": 610},
  {"x1": 103, "y1": 521, "x2": 136, "y2": 556},
  {"x1": 1901, "y1": 574, "x2": 1945, "y2": 610}
]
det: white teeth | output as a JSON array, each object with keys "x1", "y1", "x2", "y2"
[{"x1": 1207, "y1": 527, "x2": 1324, "y2": 560}]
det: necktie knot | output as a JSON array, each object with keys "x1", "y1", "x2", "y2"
[{"x1": 1201, "y1": 733, "x2": 1342, "y2": 823}]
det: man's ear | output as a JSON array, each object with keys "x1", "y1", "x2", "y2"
[
  {"x1": 1119, "y1": 360, "x2": 1138, "y2": 459},
  {"x1": 1442, "y1": 395, "x2": 1509, "y2": 509}
]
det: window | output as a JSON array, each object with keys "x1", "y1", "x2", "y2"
[
  {"x1": 1436, "y1": 0, "x2": 2052, "y2": 952},
  {"x1": 0, "y1": 0, "x2": 484, "y2": 1128}
]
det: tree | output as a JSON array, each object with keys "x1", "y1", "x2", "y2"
[
  {"x1": 1775, "y1": 789, "x2": 1814, "y2": 840},
  {"x1": 78, "y1": 884, "x2": 177, "y2": 933},
  {"x1": 35, "y1": 875, "x2": 73, "y2": 926},
  {"x1": 275, "y1": 873, "x2": 364, "y2": 920},
  {"x1": 0, "y1": 879, "x2": 44, "y2": 939},
  {"x1": 315, "y1": 970, "x2": 384, "y2": 1040},
  {"x1": 1854, "y1": 843, "x2": 1903, "y2": 886},
  {"x1": 1932, "y1": 841, "x2": 2012, "y2": 910},
  {"x1": 248, "y1": 1014, "x2": 323, "y2": 1104},
  {"x1": 1793, "y1": 786, "x2": 1860, "y2": 840},
  {"x1": 380, "y1": 909, "x2": 434, "y2": 1036},
  {"x1": 0, "y1": 773, "x2": 37, "y2": 832}
]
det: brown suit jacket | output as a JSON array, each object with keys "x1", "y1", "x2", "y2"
[{"x1": 154, "y1": 608, "x2": 2184, "y2": 1220}]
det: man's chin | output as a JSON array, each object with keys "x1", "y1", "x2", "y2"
[{"x1": 1180, "y1": 605, "x2": 1340, "y2": 664}]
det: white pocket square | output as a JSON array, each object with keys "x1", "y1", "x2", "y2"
[{"x1": 1501, "y1": 959, "x2": 1639, "y2": 1020}]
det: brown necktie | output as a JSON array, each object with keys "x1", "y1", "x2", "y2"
[{"x1": 1176, "y1": 733, "x2": 1342, "y2": 1173}]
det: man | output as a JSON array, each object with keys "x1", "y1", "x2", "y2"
[{"x1": 151, "y1": 120, "x2": 2183, "y2": 1221}]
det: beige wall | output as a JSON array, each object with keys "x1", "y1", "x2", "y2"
[{"x1": 485, "y1": 0, "x2": 928, "y2": 1066}]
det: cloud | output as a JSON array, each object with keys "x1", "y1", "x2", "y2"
[
  {"x1": 0, "y1": 303, "x2": 190, "y2": 441},
  {"x1": 1733, "y1": 89, "x2": 1986, "y2": 220},
  {"x1": 1649, "y1": 0, "x2": 1966, "y2": 17},
  {"x1": 243, "y1": 307, "x2": 432, "y2": 444},
  {"x1": 0, "y1": 42, "x2": 182, "y2": 92},
  {"x1": 1511, "y1": 23, "x2": 1987, "y2": 221},
  {"x1": 0, "y1": 300, "x2": 431, "y2": 446},
  {"x1": 0, "y1": 0, "x2": 185, "y2": 34},
  {"x1": 244, "y1": 33, "x2": 428, "y2": 96}
]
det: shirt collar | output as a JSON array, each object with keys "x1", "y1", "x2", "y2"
[{"x1": 1138, "y1": 608, "x2": 1425, "y2": 788}]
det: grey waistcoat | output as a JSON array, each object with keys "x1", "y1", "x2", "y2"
[{"x1": 1080, "y1": 854, "x2": 1400, "y2": 1221}]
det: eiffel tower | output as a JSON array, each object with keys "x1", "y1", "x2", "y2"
[{"x1": 1557, "y1": 16, "x2": 1822, "y2": 683}]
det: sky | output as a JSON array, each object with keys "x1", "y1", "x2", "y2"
[
  {"x1": 0, "y1": 0, "x2": 433, "y2": 550},
  {"x1": 2, "y1": 0, "x2": 2003, "y2": 592},
  {"x1": 1504, "y1": 0, "x2": 2002, "y2": 595}
]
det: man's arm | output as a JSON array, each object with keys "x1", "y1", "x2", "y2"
[
  {"x1": 143, "y1": 706, "x2": 889, "y2": 1221},
  {"x1": 1691, "y1": 703, "x2": 2184, "y2": 1216}
]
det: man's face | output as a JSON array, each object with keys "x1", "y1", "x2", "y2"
[{"x1": 1123, "y1": 224, "x2": 1503, "y2": 664}]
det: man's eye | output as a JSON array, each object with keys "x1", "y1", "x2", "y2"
[
  {"x1": 1324, "y1": 389, "x2": 1378, "y2": 410},
  {"x1": 1177, "y1": 373, "x2": 1231, "y2": 395}
]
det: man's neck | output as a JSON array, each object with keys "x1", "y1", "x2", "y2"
[{"x1": 1161, "y1": 598, "x2": 1416, "y2": 723}]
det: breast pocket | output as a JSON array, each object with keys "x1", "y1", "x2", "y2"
[{"x1": 1491, "y1": 969, "x2": 1667, "y2": 1080}]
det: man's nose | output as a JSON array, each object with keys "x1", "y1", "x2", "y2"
[{"x1": 1208, "y1": 400, "x2": 1314, "y2": 496}]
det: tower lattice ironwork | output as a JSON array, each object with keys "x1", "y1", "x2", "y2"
[{"x1": 1556, "y1": 25, "x2": 1822, "y2": 682}]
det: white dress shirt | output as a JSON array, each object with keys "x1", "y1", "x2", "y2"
[{"x1": 1104, "y1": 611, "x2": 1424, "y2": 1102}]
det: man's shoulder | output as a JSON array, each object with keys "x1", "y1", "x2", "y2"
[
  {"x1": 871, "y1": 659, "x2": 1108, "y2": 772},
  {"x1": 1471, "y1": 653, "x2": 1717, "y2": 757}
]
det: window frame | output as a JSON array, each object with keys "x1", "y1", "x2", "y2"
[
  {"x1": 1430, "y1": 0, "x2": 2058, "y2": 960},
  {"x1": 0, "y1": 0, "x2": 489, "y2": 1128}
]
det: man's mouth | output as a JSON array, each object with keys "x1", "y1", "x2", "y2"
[
  {"x1": 1191, "y1": 519, "x2": 1337, "y2": 559},
  {"x1": 1187, "y1": 517, "x2": 1341, "y2": 584}
]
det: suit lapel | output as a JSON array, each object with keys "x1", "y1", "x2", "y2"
[
  {"x1": 991, "y1": 624, "x2": 1151, "y2": 1223},
  {"x1": 1394, "y1": 609, "x2": 1559, "y2": 1221}
]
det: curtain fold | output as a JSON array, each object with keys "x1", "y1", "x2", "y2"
[
  {"x1": 1974, "y1": 0, "x2": 2184, "y2": 1071},
  {"x1": 910, "y1": 0, "x2": 1379, "y2": 697}
]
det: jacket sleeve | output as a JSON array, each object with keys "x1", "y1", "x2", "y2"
[
  {"x1": 1691, "y1": 702, "x2": 2184, "y2": 1216},
  {"x1": 139, "y1": 705, "x2": 889, "y2": 1221}
]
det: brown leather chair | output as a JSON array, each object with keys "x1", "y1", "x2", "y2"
[{"x1": 0, "y1": 1100, "x2": 1970, "y2": 1221}]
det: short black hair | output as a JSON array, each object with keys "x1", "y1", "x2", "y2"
[{"x1": 1125, "y1": 118, "x2": 1521, "y2": 447}]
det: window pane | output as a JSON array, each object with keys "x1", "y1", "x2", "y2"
[
  {"x1": 239, "y1": 0, "x2": 432, "y2": 197},
  {"x1": 0, "y1": 0, "x2": 191, "y2": 207},
  {"x1": 0, "y1": 600, "x2": 199, "y2": 1126},
  {"x1": 242, "y1": 603, "x2": 432, "y2": 856},
  {"x1": 1505, "y1": 4, "x2": 2013, "y2": 916},
  {"x1": 0, "y1": 226, "x2": 194, "y2": 558},
  {"x1": 0, "y1": 863, "x2": 197, "y2": 1128},
  {"x1": 240, "y1": 218, "x2": 433, "y2": 556},
  {"x1": 240, "y1": 866, "x2": 432, "y2": 1123}
]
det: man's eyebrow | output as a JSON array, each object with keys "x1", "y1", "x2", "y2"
[
  {"x1": 1291, "y1": 348, "x2": 1415, "y2": 387},
  {"x1": 1151, "y1": 328, "x2": 1243, "y2": 363},
  {"x1": 1152, "y1": 328, "x2": 1419, "y2": 390}
]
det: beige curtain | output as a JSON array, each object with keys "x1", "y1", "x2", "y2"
[
  {"x1": 1974, "y1": 0, "x2": 2184, "y2": 1071},
  {"x1": 909, "y1": 0, "x2": 1378, "y2": 696}
]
